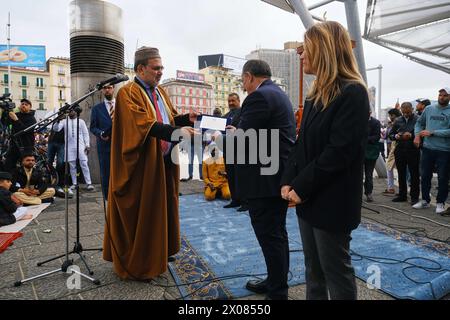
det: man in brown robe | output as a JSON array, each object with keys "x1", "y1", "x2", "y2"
[{"x1": 103, "y1": 47, "x2": 196, "y2": 280}]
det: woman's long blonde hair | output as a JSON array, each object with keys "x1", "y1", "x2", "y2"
[{"x1": 304, "y1": 21, "x2": 367, "y2": 109}]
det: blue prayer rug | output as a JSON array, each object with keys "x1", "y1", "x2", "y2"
[{"x1": 169, "y1": 194, "x2": 450, "y2": 300}]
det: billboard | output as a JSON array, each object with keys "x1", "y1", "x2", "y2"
[
  {"x1": 198, "y1": 54, "x2": 247, "y2": 74},
  {"x1": 0, "y1": 45, "x2": 46, "y2": 69},
  {"x1": 177, "y1": 70, "x2": 205, "y2": 82},
  {"x1": 223, "y1": 55, "x2": 247, "y2": 74}
]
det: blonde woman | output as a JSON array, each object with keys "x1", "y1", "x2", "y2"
[{"x1": 281, "y1": 21, "x2": 370, "y2": 300}]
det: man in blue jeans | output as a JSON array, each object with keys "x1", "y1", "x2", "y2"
[{"x1": 414, "y1": 87, "x2": 450, "y2": 215}]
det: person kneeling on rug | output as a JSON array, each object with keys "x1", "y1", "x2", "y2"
[
  {"x1": 11, "y1": 153, "x2": 55, "y2": 206},
  {"x1": 0, "y1": 172, "x2": 32, "y2": 227},
  {"x1": 202, "y1": 145, "x2": 231, "y2": 201}
]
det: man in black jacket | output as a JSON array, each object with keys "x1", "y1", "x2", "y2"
[
  {"x1": 11, "y1": 153, "x2": 55, "y2": 206},
  {"x1": 364, "y1": 111, "x2": 381, "y2": 202},
  {"x1": 223, "y1": 93, "x2": 248, "y2": 211},
  {"x1": 230, "y1": 60, "x2": 296, "y2": 300},
  {"x1": 1, "y1": 99, "x2": 37, "y2": 172},
  {"x1": 389, "y1": 102, "x2": 420, "y2": 204}
]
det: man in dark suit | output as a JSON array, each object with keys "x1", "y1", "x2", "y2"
[
  {"x1": 223, "y1": 93, "x2": 248, "y2": 211},
  {"x1": 229, "y1": 60, "x2": 296, "y2": 300},
  {"x1": 90, "y1": 85, "x2": 115, "y2": 199}
]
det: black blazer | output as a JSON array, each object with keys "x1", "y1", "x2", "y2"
[
  {"x1": 235, "y1": 79, "x2": 296, "y2": 200},
  {"x1": 281, "y1": 83, "x2": 370, "y2": 233},
  {"x1": 90, "y1": 102, "x2": 113, "y2": 153}
]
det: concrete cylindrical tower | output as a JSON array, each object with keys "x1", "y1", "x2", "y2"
[{"x1": 69, "y1": 0, "x2": 124, "y2": 184}]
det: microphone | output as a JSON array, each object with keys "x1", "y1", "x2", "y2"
[{"x1": 96, "y1": 74, "x2": 129, "y2": 89}]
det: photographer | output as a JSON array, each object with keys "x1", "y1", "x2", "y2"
[{"x1": 1, "y1": 98, "x2": 37, "y2": 172}]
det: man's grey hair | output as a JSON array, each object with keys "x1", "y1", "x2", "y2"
[{"x1": 242, "y1": 60, "x2": 272, "y2": 78}]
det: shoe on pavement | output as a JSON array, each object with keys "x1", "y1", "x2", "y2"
[
  {"x1": 412, "y1": 200, "x2": 430, "y2": 209},
  {"x1": 366, "y1": 194, "x2": 374, "y2": 202},
  {"x1": 86, "y1": 184, "x2": 95, "y2": 192},
  {"x1": 392, "y1": 196, "x2": 407, "y2": 202},
  {"x1": 382, "y1": 189, "x2": 395, "y2": 195},
  {"x1": 436, "y1": 203, "x2": 446, "y2": 215}
]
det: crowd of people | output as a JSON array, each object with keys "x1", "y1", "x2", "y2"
[
  {"x1": 0, "y1": 90, "x2": 110, "y2": 227},
  {"x1": 0, "y1": 20, "x2": 448, "y2": 301},
  {"x1": 363, "y1": 87, "x2": 450, "y2": 215}
]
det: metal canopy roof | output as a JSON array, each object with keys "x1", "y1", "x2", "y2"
[{"x1": 364, "y1": 0, "x2": 450, "y2": 74}]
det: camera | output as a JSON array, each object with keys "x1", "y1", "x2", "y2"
[{"x1": 0, "y1": 93, "x2": 16, "y2": 112}]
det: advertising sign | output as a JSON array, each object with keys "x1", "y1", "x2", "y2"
[{"x1": 0, "y1": 45, "x2": 46, "y2": 69}]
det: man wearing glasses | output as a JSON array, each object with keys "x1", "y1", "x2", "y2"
[{"x1": 103, "y1": 47, "x2": 197, "y2": 280}]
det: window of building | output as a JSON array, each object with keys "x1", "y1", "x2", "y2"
[
  {"x1": 38, "y1": 103, "x2": 45, "y2": 110},
  {"x1": 189, "y1": 88, "x2": 193, "y2": 96},
  {"x1": 59, "y1": 90, "x2": 65, "y2": 100},
  {"x1": 36, "y1": 78, "x2": 44, "y2": 87},
  {"x1": 59, "y1": 77, "x2": 65, "y2": 86},
  {"x1": 22, "y1": 89, "x2": 27, "y2": 99},
  {"x1": 21, "y1": 76, "x2": 27, "y2": 86},
  {"x1": 39, "y1": 91, "x2": 44, "y2": 100},
  {"x1": 58, "y1": 67, "x2": 65, "y2": 75},
  {"x1": 4, "y1": 88, "x2": 9, "y2": 94},
  {"x1": 181, "y1": 97, "x2": 186, "y2": 105},
  {"x1": 3, "y1": 74, "x2": 8, "y2": 84}
]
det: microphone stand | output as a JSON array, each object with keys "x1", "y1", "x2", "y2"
[{"x1": 13, "y1": 85, "x2": 106, "y2": 287}]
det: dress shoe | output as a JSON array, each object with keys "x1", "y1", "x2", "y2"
[
  {"x1": 180, "y1": 176, "x2": 192, "y2": 182},
  {"x1": 168, "y1": 256, "x2": 176, "y2": 263},
  {"x1": 366, "y1": 194, "x2": 374, "y2": 202},
  {"x1": 224, "y1": 201, "x2": 241, "y2": 209},
  {"x1": 246, "y1": 279, "x2": 268, "y2": 294},
  {"x1": 237, "y1": 205, "x2": 249, "y2": 212},
  {"x1": 392, "y1": 196, "x2": 407, "y2": 202}
]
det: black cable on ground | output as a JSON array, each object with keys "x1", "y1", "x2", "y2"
[
  {"x1": 362, "y1": 214, "x2": 450, "y2": 245},
  {"x1": 350, "y1": 249, "x2": 449, "y2": 300}
]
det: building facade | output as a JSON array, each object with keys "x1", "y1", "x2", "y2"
[
  {"x1": 47, "y1": 57, "x2": 71, "y2": 111},
  {"x1": 0, "y1": 66, "x2": 50, "y2": 114},
  {"x1": 160, "y1": 71, "x2": 214, "y2": 115},
  {"x1": 246, "y1": 42, "x2": 314, "y2": 110},
  {"x1": 198, "y1": 66, "x2": 245, "y2": 115}
]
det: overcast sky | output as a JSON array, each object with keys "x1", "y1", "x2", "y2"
[{"x1": 1, "y1": 0, "x2": 448, "y2": 109}]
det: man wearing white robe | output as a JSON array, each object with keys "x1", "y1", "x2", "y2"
[{"x1": 53, "y1": 110, "x2": 95, "y2": 191}]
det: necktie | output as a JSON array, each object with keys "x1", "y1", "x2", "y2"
[
  {"x1": 151, "y1": 90, "x2": 169, "y2": 154},
  {"x1": 109, "y1": 101, "x2": 115, "y2": 120}
]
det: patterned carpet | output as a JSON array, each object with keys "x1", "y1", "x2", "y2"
[{"x1": 169, "y1": 194, "x2": 450, "y2": 300}]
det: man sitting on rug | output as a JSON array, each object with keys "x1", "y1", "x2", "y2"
[
  {"x1": 11, "y1": 153, "x2": 55, "y2": 206},
  {"x1": 202, "y1": 145, "x2": 231, "y2": 201},
  {"x1": 0, "y1": 172, "x2": 32, "y2": 227}
]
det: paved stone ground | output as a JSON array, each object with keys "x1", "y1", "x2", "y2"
[{"x1": 0, "y1": 178, "x2": 448, "y2": 300}]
